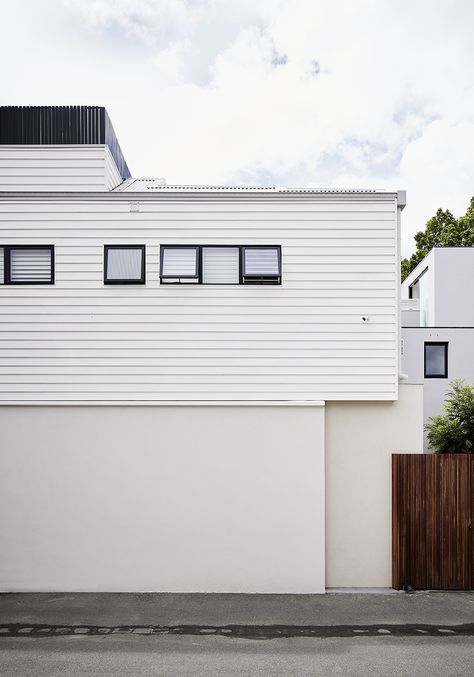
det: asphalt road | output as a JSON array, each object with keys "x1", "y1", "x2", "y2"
[{"x1": 1, "y1": 635, "x2": 473, "y2": 677}]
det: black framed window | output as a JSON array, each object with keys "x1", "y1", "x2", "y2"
[
  {"x1": 160, "y1": 245, "x2": 281, "y2": 284},
  {"x1": 104, "y1": 245, "x2": 145, "y2": 284},
  {"x1": 160, "y1": 246, "x2": 200, "y2": 283},
  {"x1": 0, "y1": 245, "x2": 54, "y2": 285},
  {"x1": 424, "y1": 342, "x2": 448, "y2": 378},
  {"x1": 241, "y1": 246, "x2": 281, "y2": 284}
]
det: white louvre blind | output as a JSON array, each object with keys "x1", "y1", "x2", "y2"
[
  {"x1": 106, "y1": 248, "x2": 143, "y2": 280},
  {"x1": 10, "y1": 248, "x2": 52, "y2": 282},
  {"x1": 0, "y1": 248, "x2": 4, "y2": 284},
  {"x1": 243, "y1": 247, "x2": 280, "y2": 275},
  {"x1": 161, "y1": 247, "x2": 197, "y2": 277},
  {"x1": 202, "y1": 247, "x2": 239, "y2": 284}
]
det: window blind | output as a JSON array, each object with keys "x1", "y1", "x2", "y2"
[
  {"x1": 243, "y1": 247, "x2": 280, "y2": 276},
  {"x1": 161, "y1": 247, "x2": 198, "y2": 277},
  {"x1": 106, "y1": 247, "x2": 143, "y2": 281},
  {"x1": 0, "y1": 248, "x2": 4, "y2": 284},
  {"x1": 202, "y1": 247, "x2": 239, "y2": 284},
  {"x1": 10, "y1": 248, "x2": 52, "y2": 283}
]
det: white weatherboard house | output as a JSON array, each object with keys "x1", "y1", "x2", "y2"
[
  {"x1": 0, "y1": 106, "x2": 423, "y2": 593},
  {"x1": 401, "y1": 247, "x2": 474, "y2": 451}
]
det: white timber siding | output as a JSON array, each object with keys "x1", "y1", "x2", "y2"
[
  {"x1": 0, "y1": 191, "x2": 400, "y2": 404},
  {"x1": 0, "y1": 146, "x2": 123, "y2": 192}
]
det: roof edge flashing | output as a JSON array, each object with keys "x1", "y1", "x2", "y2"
[{"x1": 397, "y1": 190, "x2": 407, "y2": 210}]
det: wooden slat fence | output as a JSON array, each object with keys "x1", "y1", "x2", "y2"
[{"x1": 392, "y1": 454, "x2": 473, "y2": 590}]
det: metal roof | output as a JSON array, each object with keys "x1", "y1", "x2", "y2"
[
  {"x1": 114, "y1": 178, "x2": 167, "y2": 191},
  {"x1": 113, "y1": 179, "x2": 386, "y2": 194}
]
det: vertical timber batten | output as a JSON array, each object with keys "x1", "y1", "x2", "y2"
[{"x1": 392, "y1": 453, "x2": 473, "y2": 590}]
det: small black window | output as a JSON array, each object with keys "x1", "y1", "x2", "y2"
[
  {"x1": 424, "y1": 342, "x2": 448, "y2": 378},
  {"x1": 241, "y1": 246, "x2": 281, "y2": 284},
  {"x1": 160, "y1": 246, "x2": 200, "y2": 283},
  {"x1": 0, "y1": 245, "x2": 54, "y2": 285},
  {"x1": 104, "y1": 245, "x2": 145, "y2": 284}
]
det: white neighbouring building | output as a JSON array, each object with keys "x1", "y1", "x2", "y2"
[
  {"x1": 401, "y1": 246, "x2": 474, "y2": 451},
  {"x1": 0, "y1": 106, "x2": 423, "y2": 593}
]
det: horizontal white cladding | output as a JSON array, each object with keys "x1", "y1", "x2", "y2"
[
  {"x1": 0, "y1": 193, "x2": 400, "y2": 402},
  {"x1": 0, "y1": 368, "x2": 396, "y2": 377},
  {"x1": 0, "y1": 146, "x2": 122, "y2": 192}
]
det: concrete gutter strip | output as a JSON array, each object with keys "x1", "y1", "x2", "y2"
[{"x1": 0, "y1": 593, "x2": 473, "y2": 629}]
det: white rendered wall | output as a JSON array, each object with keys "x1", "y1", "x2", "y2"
[
  {"x1": 325, "y1": 383, "x2": 423, "y2": 588},
  {"x1": 0, "y1": 145, "x2": 123, "y2": 191},
  {"x1": 0, "y1": 192, "x2": 400, "y2": 403},
  {"x1": 432, "y1": 248, "x2": 474, "y2": 326},
  {"x1": 402, "y1": 327, "x2": 474, "y2": 450},
  {"x1": 0, "y1": 404, "x2": 325, "y2": 593},
  {"x1": 401, "y1": 248, "x2": 474, "y2": 328}
]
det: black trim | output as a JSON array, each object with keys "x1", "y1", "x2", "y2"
[
  {"x1": 407, "y1": 267, "x2": 428, "y2": 289},
  {"x1": 104, "y1": 245, "x2": 146, "y2": 285},
  {"x1": 1, "y1": 245, "x2": 54, "y2": 285},
  {"x1": 424, "y1": 341, "x2": 448, "y2": 379},
  {"x1": 159, "y1": 245, "x2": 282, "y2": 285}
]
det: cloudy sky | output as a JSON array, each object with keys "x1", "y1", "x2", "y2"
[{"x1": 1, "y1": 0, "x2": 473, "y2": 255}]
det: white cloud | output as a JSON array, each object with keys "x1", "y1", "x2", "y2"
[
  {"x1": 64, "y1": 0, "x2": 206, "y2": 44},
  {"x1": 1, "y1": 0, "x2": 474, "y2": 255},
  {"x1": 397, "y1": 120, "x2": 474, "y2": 243}
]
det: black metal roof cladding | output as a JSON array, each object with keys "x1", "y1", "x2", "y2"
[{"x1": 0, "y1": 106, "x2": 130, "y2": 179}]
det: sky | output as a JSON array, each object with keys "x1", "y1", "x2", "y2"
[{"x1": 1, "y1": 0, "x2": 474, "y2": 256}]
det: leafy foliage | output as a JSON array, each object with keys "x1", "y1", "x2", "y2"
[
  {"x1": 401, "y1": 197, "x2": 474, "y2": 281},
  {"x1": 425, "y1": 379, "x2": 474, "y2": 453}
]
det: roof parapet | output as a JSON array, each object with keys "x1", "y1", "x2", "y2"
[{"x1": 0, "y1": 105, "x2": 130, "y2": 179}]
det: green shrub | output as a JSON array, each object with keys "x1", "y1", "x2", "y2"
[{"x1": 425, "y1": 379, "x2": 474, "y2": 453}]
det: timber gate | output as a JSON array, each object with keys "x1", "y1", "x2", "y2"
[{"x1": 392, "y1": 454, "x2": 473, "y2": 590}]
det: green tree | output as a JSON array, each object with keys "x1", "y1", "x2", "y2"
[
  {"x1": 457, "y1": 196, "x2": 474, "y2": 246},
  {"x1": 425, "y1": 379, "x2": 474, "y2": 453},
  {"x1": 401, "y1": 197, "x2": 474, "y2": 281}
]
